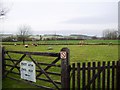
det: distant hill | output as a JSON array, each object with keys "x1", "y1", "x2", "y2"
[
  {"x1": 69, "y1": 34, "x2": 92, "y2": 40},
  {"x1": 0, "y1": 34, "x2": 13, "y2": 38},
  {"x1": 1, "y1": 33, "x2": 96, "y2": 41}
]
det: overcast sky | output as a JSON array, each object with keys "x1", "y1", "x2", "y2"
[{"x1": 0, "y1": 0, "x2": 118, "y2": 36}]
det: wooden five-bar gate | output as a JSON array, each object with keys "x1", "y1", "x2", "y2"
[{"x1": 2, "y1": 47, "x2": 120, "y2": 90}]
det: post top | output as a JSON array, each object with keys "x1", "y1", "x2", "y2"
[{"x1": 61, "y1": 47, "x2": 69, "y2": 52}]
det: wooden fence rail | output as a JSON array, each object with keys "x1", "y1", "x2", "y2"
[{"x1": 70, "y1": 61, "x2": 120, "y2": 90}]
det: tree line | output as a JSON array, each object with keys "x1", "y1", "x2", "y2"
[
  {"x1": 2, "y1": 26, "x2": 119, "y2": 45},
  {"x1": 102, "y1": 29, "x2": 119, "y2": 40}
]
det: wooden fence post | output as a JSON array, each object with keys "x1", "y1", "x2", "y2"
[
  {"x1": 2, "y1": 47, "x2": 5, "y2": 79},
  {"x1": 60, "y1": 47, "x2": 70, "y2": 90},
  {"x1": 117, "y1": 60, "x2": 120, "y2": 90}
]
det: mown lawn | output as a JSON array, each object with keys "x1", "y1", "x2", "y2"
[{"x1": 2, "y1": 44, "x2": 119, "y2": 88}]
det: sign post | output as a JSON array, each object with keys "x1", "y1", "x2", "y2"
[
  {"x1": 20, "y1": 61, "x2": 36, "y2": 82},
  {"x1": 60, "y1": 47, "x2": 70, "y2": 90}
]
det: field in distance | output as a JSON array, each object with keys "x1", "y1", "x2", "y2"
[
  {"x1": 2, "y1": 39, "x2": 120, "y2": 45},
  {"x1": 3, "y1": 44, "x2": 119, "y2": 63}
]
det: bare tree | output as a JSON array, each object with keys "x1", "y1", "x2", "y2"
[
  {"x1": 17, "y1": 25, "x2": 32, "y2": 45},
  {"x1": 0, "y1": 0, "x2": 12, "y2": 18},
  {"x1": 102, "y1": 29, "x2": 118, "y2": 40}
]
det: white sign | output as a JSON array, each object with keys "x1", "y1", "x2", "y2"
[
  {"x1": 60, "y1": 51, "x2": 67, "y2": 59},
  {"x1": 20, "y1": 61, "x2": 36, "y2": 82}
]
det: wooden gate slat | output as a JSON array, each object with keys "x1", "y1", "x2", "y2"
[
  {"x1": 87, "y1": 62, "x2": 91, "y2": 90},
  {"x1": 102, "y1": 62, "x2": 106, "y2": 90},
  {"x1": 5, "y1": 64, "x2": 20, "y2": 68},
  {"x1": 107, "y1": 61, "x2": 110, "y2": 90},
  {"x1": 36, "y1": 77, "x2": 61, "y2": 85},
  {"x1": 38, "y1": 62, "x2": 61, "y2": 67},
  {"x1": 6, "y1": 50, "x2": 59, "y2": 57},
  {"x1": 77, "y1": 63, "x2": 80, "y2": 90},
  {"x1": 112, "y1": 61, "x2": 115, "y2": 90},
  {"x1": 82, "y1": 63, "x2": 86, "y2": 90},
  {"x1": 36, "y1": 70, "x2": 61, "y2": 76},
  {"x1": 5, "y1": 52, "x2": 20, "y2": 72},
  {"x1": 97, "y1": 62, "x2": 101, "y2": 90},
  {"x1": 72, "y1": 63, "x2": 75, "y2": 90},
  {"x1": 36, "y1": 57, "x2": 60, "y2": 77},
  {"x1": 5, "y1": 54, "x2": 26, "y2": 77},
  {"x1": 92, "y1": 62, "x2": 96, "y2": 90},
  {"x1": 5, "y1": 70, "x2": 20, "y2": 75}
]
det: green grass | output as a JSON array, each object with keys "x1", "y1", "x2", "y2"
[
  {"x1": 3, "y1": 78, "x2": 38, "y2": 88},
  {"x1": 4, "y1": 45, "x2": 119, "y2": 62},
  {"x1": 2, "y1": 39, "x2": 120, "y2": 45},
  {"x1": 2, "y1": 44, "x2": 119, "y2": 89}
]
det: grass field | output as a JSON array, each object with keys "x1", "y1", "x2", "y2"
[
  {"x1": 2, "y1": 42, "x2": 119, "y2": 88},
  {"x1": 2, "y1": 39, "x2": 120, "y2": 45},
  {"x1": 3, "y1": 44, "x2": 119, "y2": 62}
]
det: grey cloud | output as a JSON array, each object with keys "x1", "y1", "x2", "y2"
[{"x1": 61, "y1": 15, "x2": 117, "y2": 24}]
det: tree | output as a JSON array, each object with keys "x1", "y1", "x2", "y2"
[
  {"x1": 17, "y1": 25, "x2": 32, "y2": 45},
  {"x1": 0, "y1": 0, "x2": 12, "y2": 18},
  {"x1": 102, "y1": 29, "x2": 118, "y2": 40},
  {"x1": 91, "y1": 36, "x2": 98, "y2": 39}
]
